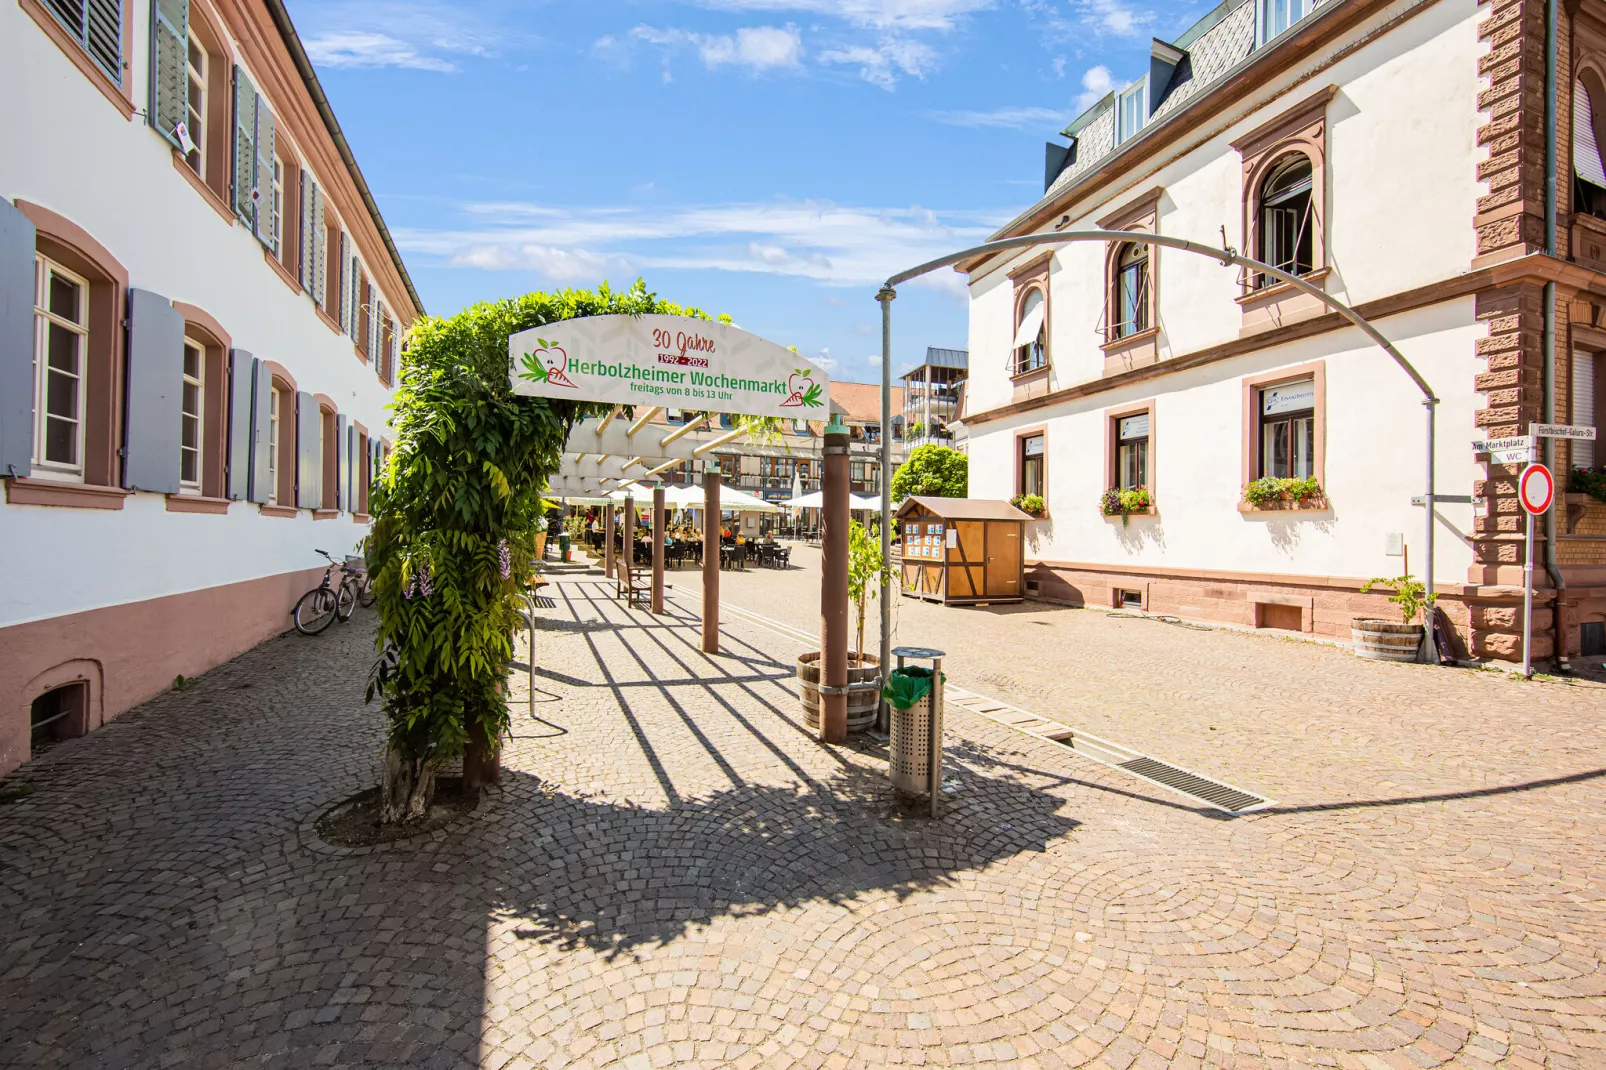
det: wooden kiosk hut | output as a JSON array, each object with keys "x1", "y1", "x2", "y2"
[{"x1": 896, "y1": 497, "x2": 1029, "y2": 606}]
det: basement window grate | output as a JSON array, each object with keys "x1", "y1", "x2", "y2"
[{"x1": 1118, "y1": 756, "x2": 1265, "y2": 812}]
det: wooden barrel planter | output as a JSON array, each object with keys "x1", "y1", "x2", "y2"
[
  {"x1": 1351, "y1": 619, "x2": 1423, "y2": 662},
  {"x1": 797, "y1": 652, "x2": 881, "y2": 734}
]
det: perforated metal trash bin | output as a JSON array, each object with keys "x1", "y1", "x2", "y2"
[{"x1": 888, "y1": 694, "x2": 933, "y2": 794}]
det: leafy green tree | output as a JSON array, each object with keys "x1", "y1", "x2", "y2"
[
  {"x1": 365, "y1": 280, "x2": 716, "y2": 822},
  {"x1": 848, "y1": 519, "x2": 885, "y2": 662},
  {"x1": 890, "y1": 444, "x2": 968, "y2": 504}
]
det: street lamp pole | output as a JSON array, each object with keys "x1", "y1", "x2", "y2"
[
  {"x1": 879, "y1": 230, "x2": 1440, "y2": 656},
  {"x1": 877, "y1": 285, "x2": 896, "y2": 734}
]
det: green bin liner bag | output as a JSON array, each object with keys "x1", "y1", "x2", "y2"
[{"x1": 881, "y1": 666, "x2": 947, "y2": 710}]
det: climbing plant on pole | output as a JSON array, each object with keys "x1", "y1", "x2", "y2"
[{"x1": 365, "y1": 280, "x2": 719, "y2": 823}]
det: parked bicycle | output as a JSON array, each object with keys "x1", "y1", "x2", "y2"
[{"x1": 293, "y1": 550, "x2": 374, "y2": 636}]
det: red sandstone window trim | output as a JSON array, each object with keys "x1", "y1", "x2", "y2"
[{"x1": 1239, "y1": 360, "x2": 1327, "y2": 494}]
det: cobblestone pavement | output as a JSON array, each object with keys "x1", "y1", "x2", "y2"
[{"x1": 1, "y1": 560, "x2": 1603, "y2": 1069}]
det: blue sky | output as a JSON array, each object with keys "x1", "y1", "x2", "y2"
[{"x1": 285, "y1": 0, "x2": 1211, "y2": 380}]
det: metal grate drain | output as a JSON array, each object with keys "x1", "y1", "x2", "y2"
[{"x1": 1118, "y1": 756, "x2": 1265, "y2": 812}]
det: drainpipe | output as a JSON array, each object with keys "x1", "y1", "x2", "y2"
[{"x1": 1543, "y1": 0, "x2": 1570, "y2": 670}]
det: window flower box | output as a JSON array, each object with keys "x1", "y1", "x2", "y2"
[
  {"x1": 1100, "y1": 487, "x2": 1154, "y2": 524},
  {"x1": 1011, "y1": 493, "x2": 1046, "y2": 518},
  {"x1": 1240, "y1": 476, "x2": 1326, "y2": 511}
]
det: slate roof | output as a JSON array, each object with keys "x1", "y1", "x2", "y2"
[{"x1": 1039, "y1": 0, "x2": 1342, "y2": 209}]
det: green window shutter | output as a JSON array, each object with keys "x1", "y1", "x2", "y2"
[
  {"x1": 336, "y1": 233, "x2": 349, "y2": 333},
  {"x1": 311, "y1": 187, "x2": 327, "y2": 308},
  {"x1": 253, "y1": 96, "x2": 275, "y2": 247},
  {"x1": 298, "y1": 171, "x2": 314, "y2": 292},
  {"x1": 348, "y1": 253, "x2": 361, "y2": 343},
  {"x1": 44, "y1": 0, "x2": 123, "y2": 84},
  {"x1": 370, "y1": 299, "x2": 383, "y2": 363},
  {"x1": 232, "y1": 66, "x2": 258, "y2": 227},
  {"x1": 148, "y1": 0, "x2": 188, "y2": 147},
  {"x1": 123, "y1": 289, "x2": 185, "y2": 493},
  {"x1": 0, "y1": 198, "x2": 36, "y2": 478},
  {"x1": 334, "y1": 413, "x2": 348, "y2": 511},
  {"x1": 86, "y1": 0, "x2": 123, "y2": 83},
  {"x1": 226, "y1": 348, "x2": 253, "y2": 499},
  {"x1": 295, "y1": 391, "x2": 322, "y2": 510}
]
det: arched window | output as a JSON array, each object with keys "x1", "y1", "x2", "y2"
[
  {"x1": 1574, "y1": 78, "x2": 1606, "y2": 220},
  {"x1": 1113, "y1": 243, "x2": 1149, "y2": 339},
  {"x1": 1257, "y1": 154, "x2": 1314, "y2": 283},
  {"x1": 1013, "y1": 286, "x2": 1046, "y2": 374}
]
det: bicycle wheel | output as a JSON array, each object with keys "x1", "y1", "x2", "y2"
[
  {"x1": 335, "y1": 578, "x2": 358, "y2": 621},
  {"x1": 294, "y1": 587, "x2": 339, "y2": 635},
  {"x1": 358, "y1": 575, "x2": 376, "y2": 608}
]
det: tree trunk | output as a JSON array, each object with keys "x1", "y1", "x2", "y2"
[
  {"x1": 463, "y1": 722, "x2": 501, "y2": 800},
  {"x1": 857, "y1": 597, "x2": 869, "y2": 663},
  {"x1": 380, "y1": 745, "x2": 436, "y2": 825}
]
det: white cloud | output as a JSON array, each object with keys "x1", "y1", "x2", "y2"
[
  {"x1": 689, "y1": 0, "x2": 992, "y2": 31},
  {"x1": 703, "y1": 25, "x2": 805, "y2": 69},
  {"x1": 298, "y1": 1, "x2": 515, "y2": 73},
  {"x1": 928, "y1": 105, "x2": 1070, "y2": 129},
  {"x1": 303, "y1": 31, "x2": 458, "y2": 72},
  {"x1": 1085, "y1": 0, "x2": 1144, "y2": 35},
  {"x1": 1075, "y1": 65, "x2": 1114, "y2": 111},
  {"x1": 395, "y1": 199, "x2": 1009, "y2": 288},
  {"x1": 629, "y1": 23, "x2": 805, "y2": 74},
  {"x1": 818, "y1": 36, "x2": 937, "y2": 88}
]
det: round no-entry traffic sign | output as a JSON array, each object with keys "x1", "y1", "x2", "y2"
[{"x1": 1519, "y1": 462, "x2": 1554, "y2": 514}]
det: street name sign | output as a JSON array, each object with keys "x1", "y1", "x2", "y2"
[
  {"x1": 509, "y1": 315, "x2": 830, "y2": 420},
  {"x1": 1473, "y1": 435, "x2": 1535, "y2": 464},
  {"x1": 1532, "y1": 423, "x2": 1597, "y2": 440}
]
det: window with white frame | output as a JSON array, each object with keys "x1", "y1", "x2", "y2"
[
  {"x1": 184, "y1": 31, "x2": 206, "y2": 178},
  {"x1": 270, "y1": 158, "x2": 284, "y2": 259},
  {"x1": 1117, "y1": 414, "x2": 1149, "y2": 490},
  {"x1": 1113, "y1": 243, "x2": 1150, "y2": 338},
  {"x1": 267, "y1": 386, "x2": 280, "y2": 505},
  {"x1": 1256, "y1": 154, "x2": 1315, "y2": 285},
  {"x1": 180, "y1": 340, "x2": 204, "y2": 491},
  {"x1": 1012, "y1": 286, "x2": 1046, "y2": 374},
  {"x1": 1258, "y1": 0, "x2": 1312, "y2": 44},
  {"x1": 1116, "y1": 80, "x2": 1147, "y2": 144},
  {"x1": 1258, "y1": 379, "x2": 1315, "y2": 478},
  {"x1": 32, "y1": 256, "x2": 89, "y2": 481}
]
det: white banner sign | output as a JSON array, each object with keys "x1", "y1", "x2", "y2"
[
  {"x1": 508, "y1": 315, "x2": 831, "y2": 420},
  {"x1": 1262, "y1": 379, "x2": 1316, "y2": 416},
  {"x1": 1532, "y1": 423, "x2": 1597, "y2": 440}
]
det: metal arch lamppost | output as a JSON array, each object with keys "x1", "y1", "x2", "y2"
[{"x1": 877, "y1": 230, "x2": 1444, "y2": 697}]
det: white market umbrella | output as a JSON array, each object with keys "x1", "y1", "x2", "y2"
[
  {"x1": 715, "y1": 485, "x2": 783, "y2": 513},
  {"x1": 791, "y1": 469, "x2": 803, "y2": 502},
  {"x1": 849, "y1": 493, "x2": 883, "y2": 512},
  {"x1": 782, "y1": 489, "x2": 824, "y2": 509}
]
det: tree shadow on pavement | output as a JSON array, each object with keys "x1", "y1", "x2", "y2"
[{"x1": 488, "y1": 756, "x2": 1080, "y2": 958}]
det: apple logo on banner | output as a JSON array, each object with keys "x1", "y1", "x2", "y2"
[{"x1": 518, "y1": 339, "x2": 577, "y2": 389}]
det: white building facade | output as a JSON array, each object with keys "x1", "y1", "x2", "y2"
[
  {"x1": 963, "y1": 0, "x2": 1606, "y2": 663},
  {"x1": 1, "y1": 0, "x2": 422, "y2": 774}
]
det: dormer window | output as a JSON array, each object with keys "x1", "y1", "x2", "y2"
[
  {"x1": 1259, "y1": 0, "x2": 1312, "y2": 44},
  {"x1": 1116, "y1": 80, "x2": 1147, "y2": 144}
]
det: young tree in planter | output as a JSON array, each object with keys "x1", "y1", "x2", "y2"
[
  {"x1": 365, "y1": 280, "x2": 720, "y2": 823},
  {"x1": 890, "y1": 444, "x2": 968, "y2": 504},
  {"x1": 848, "y1": 519, "x2": 885, "y2": 662}
]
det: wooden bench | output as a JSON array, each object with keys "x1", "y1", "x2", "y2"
[{"x1": 616, "y1": 564, "x2": 651, "y2": 606}]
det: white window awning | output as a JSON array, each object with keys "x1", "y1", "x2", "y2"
[
  {"x1": 1576, "y1": 81, "x2": 1606, "y2": 189},
  {"x1": 1012, "y1": 300, "x2": 1046, "y2": 349}
]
